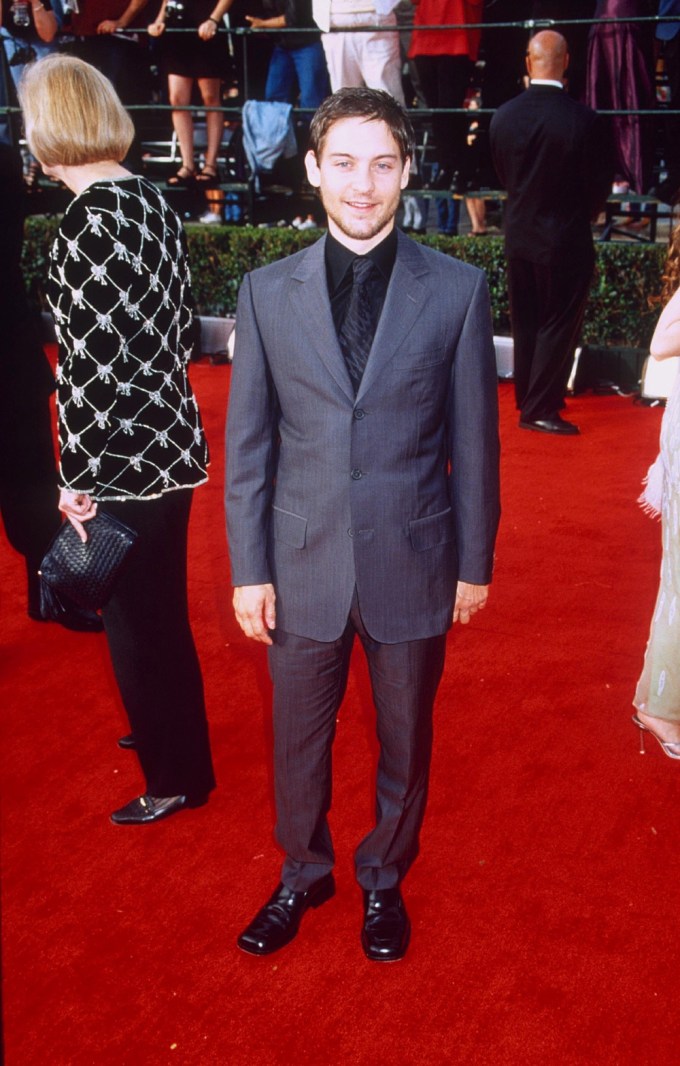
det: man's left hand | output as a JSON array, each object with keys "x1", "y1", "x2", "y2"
[{"x1": 453, "y1": 581, "x2": 489, "y2": 625}]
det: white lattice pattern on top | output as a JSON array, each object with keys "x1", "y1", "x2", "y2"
[{"x1": 48, "y1": 176, "x2": 209, "y2": 500}]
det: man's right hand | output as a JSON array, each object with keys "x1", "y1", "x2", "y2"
[{"x1": 233, "y1": 584, "x2": 276, "y2": 644}]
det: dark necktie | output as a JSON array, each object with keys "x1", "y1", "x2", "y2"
[{"x1": 338, "y1": 256, "x2": 379, "y2": 393}]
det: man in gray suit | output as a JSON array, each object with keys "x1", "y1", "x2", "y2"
[{"x1": 226, "y1": 88, "x2": 500, "y2": 962}]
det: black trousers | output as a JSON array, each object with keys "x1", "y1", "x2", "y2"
[
  {"x1": 268, "y1": 591, "x2": 447, "y2": 892},
  {"x1": 101, "y1": 490, "x2": 215, "y2": 799},
  {"x1": 412, "y1": 54, "x2": 472, "y2": 174},
  {"x1": 507, "y1": 256, "x2": 592, "y2": 423}
]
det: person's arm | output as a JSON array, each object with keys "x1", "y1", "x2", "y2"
[
  {"x1": 225, "y1": 274, "x2": 280, "y2": 642},
  {"x1": 197, "y1": 0, "x2": 233, "y2": 39},
  {"x1": 447, "y1": 269, "x2": 501, "y2": 621},
  {"x1": 31, "y1": 0, "x2": 58, "y2": 42},
  {"x1": 49, "y1": 204, "x2": 121, "y2": 512},
  {"x1": 245, "y1": 13, "x2": 285, "y2": 27},
  {"x1": 650, "y1": 285, "x2": 680, "y2": 361},
  {"x1": 148, "y1": 0, "x2": 168, "y2": 35},
  {"x1": 98, "y1": 0, "x2": 149, "y2": 34}
]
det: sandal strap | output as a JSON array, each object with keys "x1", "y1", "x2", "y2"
[{"x1": 168, "y1": 165, "x2": 196, "y2": 183}]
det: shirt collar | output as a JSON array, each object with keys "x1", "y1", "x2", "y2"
[
  {"x1": 326, "y1": 227, "x2": 398, "y2": 294},
  {"x1": 529, "y1": 78, "x2": 565, "y2": 90}
]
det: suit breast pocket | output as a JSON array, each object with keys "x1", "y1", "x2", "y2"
[
  {"x1": 271, "y1": 505, "x2": 307, "y2": 549},
  {"x1": 409, "y1": 508, "x2": 455, "y2": 552},
  {"x1": 392, "y1": 346, "x2": 447, "y2": 372}
]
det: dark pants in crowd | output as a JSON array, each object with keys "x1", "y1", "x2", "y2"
[{"x1": 412, "y1": 54, "x2": 472, "y2": 177}]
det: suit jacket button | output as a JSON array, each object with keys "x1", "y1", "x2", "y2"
[
  {"x1": 351, "y1": 468, "x2": 363, "y2": 480},
  {"x1": 354, "y1": 408, "x2": 365, "y2": 420}
]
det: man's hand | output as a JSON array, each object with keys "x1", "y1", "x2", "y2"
[
  {"x1": 452, "y1": 581, "x2": 489, "y2": 625},
  {"x1": 59, "y1": 488, "x2": 97, "y2": 543},
  {"x1": 233, "y1": 584, "x2": 276, "y2": 644}
]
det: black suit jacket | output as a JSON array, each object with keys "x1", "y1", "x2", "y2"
[{"x1": 489, "y1": 84, "x2": 612, "y2": 270}]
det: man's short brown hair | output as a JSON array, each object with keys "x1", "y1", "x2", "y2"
[{"x1": 308, "y1": 87, "x2": 414, "y2": 164}]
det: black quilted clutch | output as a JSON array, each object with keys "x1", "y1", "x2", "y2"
[{"x1": 39, "y1": 510, "x2": 138, "y2": 615}]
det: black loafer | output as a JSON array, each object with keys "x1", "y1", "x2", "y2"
[
  {"x1": 237, "y1": 874, "x2": 335, "y2": 956},
  {"x1": 117, "y1": 734, "x2": 136, "y2": 750},
  {"x1": 361, "y1": 887, "x2": 410, "y2": 962},
  {"x1": 110, "y1": 793, "x2": 207, "y2": 825},
  {"x1": 519, "y1": 415, "x2": 580, "y2": 436}
]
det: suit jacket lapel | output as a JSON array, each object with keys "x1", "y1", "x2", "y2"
[
  {"x1": 288, "y1": 231, "x2": 431, "y2": 404},
  {"x1": 356, "y1": 232, "x2": 429, "y2": 401},
  {"x1": 289, "y1": 236, "x2": 355, "y2": 402}
]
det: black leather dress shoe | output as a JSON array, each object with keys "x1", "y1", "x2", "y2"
[
  {"x1": 519, "y1": 415, "x2": 580, "y2": 436},
  {"x1": 117, "y1": 734, "x2": 136, "y2": 749},
  {"x1": 237, "y1": 874, "x2": 335, "y2": 956},
  {"x1": 361, "y1": 887, "x2": 411, "y2": 962},
  {"x1": 110, "y1": 793, "x2": 207, "y2": 825}
]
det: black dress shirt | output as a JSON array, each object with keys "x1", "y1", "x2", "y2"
[{"x1": 326, "y1": 227, "x2": 398, "y2": 340}]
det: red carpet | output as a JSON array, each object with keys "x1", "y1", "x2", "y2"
[{"x1": 2, "y1": 365, "x2": 679, "y2": 1065}]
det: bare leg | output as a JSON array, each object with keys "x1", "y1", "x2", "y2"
[
  {"x1": 466, "y1": 196, "x2": 487, "y2": 235},
  {"x1": 198, "y1": 77, "x2": 224, "y2": 171},
  {"x1": 168, "y1": 74, "x2": 195, "y2": 172}
]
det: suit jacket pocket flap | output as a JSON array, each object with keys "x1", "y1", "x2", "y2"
[
  {"x1": 272, "y1": 505, "x2": 307, "y2": 549},
  {"x1": 409, "y1": 508, "x2": 455, "y2": 552}
]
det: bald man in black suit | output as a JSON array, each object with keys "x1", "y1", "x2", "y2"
[{"x1": 490, "y1": 30, "x2": 612, "y2": 435}]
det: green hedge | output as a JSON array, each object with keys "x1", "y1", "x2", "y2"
[{"x1": 22, "y1": 218, "x2": 666, "y2": 348}]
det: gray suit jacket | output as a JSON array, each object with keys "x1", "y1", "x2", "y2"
[{"x1": 225, "y1": 230, "x2": 500, "y2": 643}]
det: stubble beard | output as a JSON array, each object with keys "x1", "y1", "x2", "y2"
[{"x1": 320, "y1": 188, "x2": 401, "y2": 244}]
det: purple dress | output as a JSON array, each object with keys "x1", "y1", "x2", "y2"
[{"x1": 585, "y1": 0, "x2": 655, "y2": 192}]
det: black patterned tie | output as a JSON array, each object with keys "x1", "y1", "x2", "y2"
[{"x1": 339, "y1": 256, "x2": 379, "y2": 393}]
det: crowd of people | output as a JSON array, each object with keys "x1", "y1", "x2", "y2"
[
  {"x1": 2, "y1": 2, "x2": 680, "y2": 218},
  {"x1": 2, "y1": 4, "x2": 680, "y2": 965}
]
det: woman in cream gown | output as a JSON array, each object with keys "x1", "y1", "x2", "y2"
[{"x1": 633, "y1": 226, "x2": 680, "y2": 756}]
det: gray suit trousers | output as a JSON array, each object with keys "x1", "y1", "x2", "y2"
[{"x1": 268, "y1": 591, "x2": 446, "y2": 892}]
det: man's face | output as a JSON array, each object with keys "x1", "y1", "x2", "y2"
[{"x1": 305, "y1": 117, "x2": 410, "y2": 252}]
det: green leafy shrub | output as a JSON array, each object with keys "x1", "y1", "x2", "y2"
[{"x1": 21, "y1": 218, "x2": 666, "y2": 348}]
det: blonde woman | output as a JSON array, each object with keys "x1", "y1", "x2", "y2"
[{"x1": 19, "y1": 55, "x2": 215, "y2": 822}]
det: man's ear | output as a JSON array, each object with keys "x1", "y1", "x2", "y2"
[{"x1": 304, "y1": 150, "x2": 321, "y2": 188}]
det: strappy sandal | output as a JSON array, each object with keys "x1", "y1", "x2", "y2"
[
  {"x1": 196, "y1": 163, "x2": 219, "y2": 186},
  {"x1": 167, "y1": 165, "x2": 196, "y2": 187}
]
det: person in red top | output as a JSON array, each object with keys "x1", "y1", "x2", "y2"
[{"x1": 408, "y1": 0, "x2": 481, "y2": 190}]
